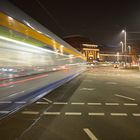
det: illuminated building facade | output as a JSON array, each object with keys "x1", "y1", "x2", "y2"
[{"x1": 64, "y1": 35, "x2": 99, "y2": 62}]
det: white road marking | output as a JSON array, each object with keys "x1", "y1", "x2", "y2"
[
  {"x1": 105, "y1": 103, "x2": 119, "y2": 106},
  {"x1": 8, "y1": 85, "x2": 14, "y2": 88},
  {"x1": 106, "y1": 82, "x2": 117, "y2": 85},
  {"x1": 88, "y1": 113, "x2": 105, "y2": 116},
  {"x1": 0, "y1": 101, "x2": 12, "y2": 104},
  {"x1": 9, "y1": 91, "x2": 25, "y2": 97},
  {"x1": 71, "y1": 102, "x2": 85, "y2": 105},
  {"x1": 21, "y1": 111, "x2": 39, "y2": 115},
  {"x1": 43, "y1": 112, "x2": 60, "y2": 115},
  {"x1": 0, "y1": 111, "x2": 10, "y2": 114},
  {"x1": 80, "y1": 88, "x2": 95, "y2": 91},
  {"x1": 124, "y1": 103, "x2": 138, "y2": 106},
  {"x1": 36, "y1": 102, "x2": 49, "y2": 105},
  {"x1": 83, "y1": 128, "x2": 98, "y2": 140},
  {"x1": 53, "y1": 102, "x2": 68, "y2": 105},
  {"x1": 87, "y1": 103, "x2": 102, "y2": 105},
  {"x1": 84, "y1": 80, "x2": 92, "y2": 82},
  {"x1": 115, "y1": 94, "x2": 135, "y2": 101},
  {"x1": 110, "y1": 113, "x2": 128, "y2": 116},
  {"x1": 65, "y1": 112, "x2": 82, "y2": 115},
  {"x1": 15, "y1": 101, "x2": 26, "y2": 104},
  {"x1": 132, "y1": 113, "x2": 140, "y2": 116},
  {"x1": 136, "y1": 86, "x2": 140, "y2": 89},
  {"x1": 42, "y1": 98, "x2": 52, "y2": 103}
]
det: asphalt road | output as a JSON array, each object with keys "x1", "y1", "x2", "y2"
[{"x1": 0, "y1": 66, "x2": 140, "y2": 140}]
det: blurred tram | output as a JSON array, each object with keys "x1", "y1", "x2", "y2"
[{"x1": 0, "y1": 0, "x2": 86, "y2": 81}]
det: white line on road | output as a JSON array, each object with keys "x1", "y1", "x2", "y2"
[
  {"x1": 105, "y1": 103, "x2": 120, "y2": 106},
  {"x1": 88, "y1": 113, "x2": 105, "y2": 116},
  {"x1": 9, "y1": 91, "x2": 25, "y2": 97},
  {"x1": 71, "y1": 102, "x2": 85, "y2": 105},
  {"x1": 65, "y1": 112, "x2": 82, "y2": 115},
  {"x1": 15, "y1": 101, "x2": 26, "y2": 104},
  {"x1": 80, "y1": 88, "x2": 95, "y2": 91},
  {"x1": 110, "y1": 113, "x2": 128, "y2": 116},
  {"x1": 42, "y1": 98, "x2": 52, "y2": 103},
  {"x1": 0, "y1": 101, "x2": 12, "y2": 104},
  {"x1": 53, "y1": 102, "x2": 68, "y2": 105},
  {"x1": 132, "y1": 113, "x2": 140, "y2": 116},
  {"x1": 83, "y1": 128, "x2": 98, "y2": 140},
  {"x1": 87, "y1": 103, "x2": 102, "y2": 105},
  {"x1": 36, "y1": 102, "x2": 49, "y2": 105},
  {"x1": 21, "y1": 111, "x2": 39, "y2": 115},
  {"x1": 124, "y1": 103, "x2": 138, "y2": 106},
  {"x1": 0, "y1": 111, "x2": 10, "y2": 114},
  {"x1": 115, "y1": 94, "x2": 135, "y2": 101},
  {"x1": 106, "y1": 82, "x2": 117, "y2": 85},
  {"x1": 43, "y1": 112, "x2": 60, "y2": 115},
  {"x1": 84, "y1": 80, "x2": 92, "y2": 82}
]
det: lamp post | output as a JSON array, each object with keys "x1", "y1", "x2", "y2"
[
  {"x1": 120, "y1": 41, "x2": 124, "y2": 53},
  {"x1": 122, "y1": 29, "x2": 127, "y2": 66},
  {"x1": 122, "y1": 30, "x2": 126, "y2": 52}
]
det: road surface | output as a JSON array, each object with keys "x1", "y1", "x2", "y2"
[{"x1": 0, "y1": 66, "x2": 140, "y2": 140}]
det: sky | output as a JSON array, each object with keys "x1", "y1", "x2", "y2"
[{"x1": 10, "y1": 0, "x2": 140, "y2": 47}]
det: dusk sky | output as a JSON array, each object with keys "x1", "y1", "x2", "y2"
[{"x1": 10, "y1": 0, "x2": 140, "y2": 47}]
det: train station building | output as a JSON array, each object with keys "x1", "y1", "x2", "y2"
[{"x1": 64, "y1": 35, "x2": 100, "y2": 62}]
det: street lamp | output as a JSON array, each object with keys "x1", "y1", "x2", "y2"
[
  {"x1": 122, "y1": 30, "x2": 127, "y2": 52},
  {"x1": 120, "y1": 41, "x2": 124, "y2": 53},
  {"x1": 122, "y1": 29, "x2": 127, "y2": 66}
]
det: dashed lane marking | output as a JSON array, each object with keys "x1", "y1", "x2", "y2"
[
  {"x1": 0, "y1": 111, "x2": 10, "y2": 114},
  {"x1": 43, "y1": 112, "x2": 60, "y2": 115},
  {"x1": 124, "y1": 103, "x2": 138, "y2": 106},
  {"x1": 106, "y1": 82, "x2": 117, "y2": 85},
  {"x1": 115, "y1": 94, "x2": 135, "y2": 101},
  {"x1": 65, "y1": 112, "x2": 82, "y2": 116},
  {"x1": 84, "y1": 80, "x2": 92, "y2": 82},
  {"x1": 132, "y1": 113, "x2": 140, "y2": 116},
  {"x1": 42, "y1": 98, "x2": 52, "y2": 103},
  {"x1": 15, "y1": 101, "x2": 26, "y2": 104},
  {"x1": 36, "y1": 102, "x2": 49, "y2": 105},
  {"x1": 53, "y1": 102, "x2": 68, "y2": 105},
  {"x1": 0, "y1": 101, "x2": 12, "y2": 104},
  {"x1": 87, "y1": 103, "x2": 102, "y2": 105},
  {"x1": 9, "y1": 91, "x2": 25, "y2": 97},
  {"x1": 83, "y1": 128, "x2": 98, "y2": 140},
  {"x1": 88, "y1": 113, "x2": 105, "y2": 116},
  {"x1": 110, "y1": 113, "x2": 128, "y2": 116},
  {"x1": 21, "y1": 111, "x2": 39, "y2": 115},
  {"x1": 71, "y1": 102, "x2": 85, "y2": 105},
  {"x1": 105, "y1": 103, "x2": 120, "y2": 106},
  {"x1": 80, "y1": 88, "x2": 95, "y2": 91}
]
